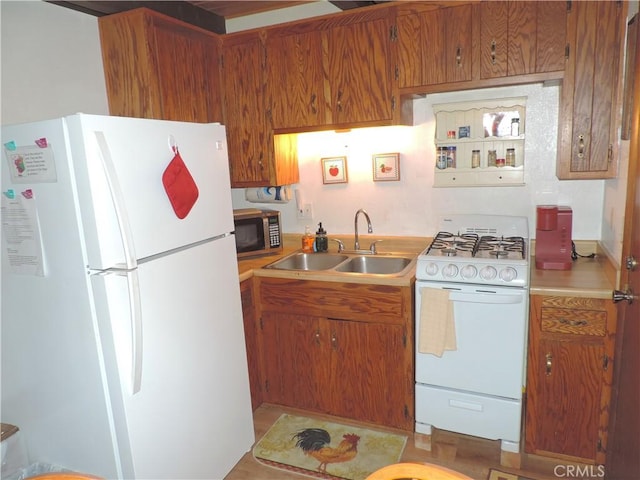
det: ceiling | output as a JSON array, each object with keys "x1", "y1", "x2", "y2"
[{"x1": 49, "y1": 1, "x2": 380, "y2": 34}]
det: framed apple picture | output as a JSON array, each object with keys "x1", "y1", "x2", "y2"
[
  {"x1": 321, "y1": 156, "x2": 348, "y2": 184},
  {"x1": 373, "y1": 153, "x2": 400, "y2": 181}
]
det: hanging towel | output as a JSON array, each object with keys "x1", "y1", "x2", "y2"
[{"x1": 418, "y1": 287, "x2": 457, "y2": 357}]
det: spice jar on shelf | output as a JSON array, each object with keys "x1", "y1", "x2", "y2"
[
  {"x1": 487, "y1": 149, "x2": 497, "y2": 167},
  {"x1": 447, "y1": 146, "x2": 457, "y2": 168},
  {"x1": 506, "y1": 148, "x2": 516, "y2": 167},
  {"x1": 471, "y1": 150, "x2": 480, "y2": 168}
]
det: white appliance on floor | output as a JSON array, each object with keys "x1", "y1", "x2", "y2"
[
  {"x1": 1, "y1": 114, "x2": 254, "y2": 479},
  {"x1": 415, "y1": 215, "x2": 530, "y2": 453}
]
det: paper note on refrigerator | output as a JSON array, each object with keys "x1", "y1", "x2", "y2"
[
  {"x1": 4, "y1": 144, "x2": 57, "y2": 183},
  {"x1": 1, "y1": 188, "x2": 45, "y2": 276}
]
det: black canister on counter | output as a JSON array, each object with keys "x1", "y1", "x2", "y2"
[{"x1": 314, "y1": 222, "x2": 328, "y2": 252}]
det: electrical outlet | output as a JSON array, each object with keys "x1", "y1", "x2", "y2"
[{"x1": 297, "y1": 203, "x2": 313, "y2": 220}]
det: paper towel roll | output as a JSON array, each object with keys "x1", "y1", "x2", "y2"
[{"x1": 245, "y1": 185, "x2": 291, "y2": 203}]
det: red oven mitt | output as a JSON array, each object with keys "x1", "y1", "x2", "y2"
[{"x1": 162, "y1": 149, "x2": 199, "y2": 219}]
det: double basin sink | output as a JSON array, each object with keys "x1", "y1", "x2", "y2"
[{"x1": 263, "y1": 251, "x2": 415, "y2": 277}]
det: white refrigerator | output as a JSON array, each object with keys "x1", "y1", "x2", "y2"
[{"x1": 1, "y1": 114, "x2": 255, "y2": 479}]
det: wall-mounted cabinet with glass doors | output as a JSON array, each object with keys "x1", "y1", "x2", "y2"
[{"x1": 433, "y1": 98, "x2": 526, "y2": 187}]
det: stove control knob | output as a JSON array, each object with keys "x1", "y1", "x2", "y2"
[
  {"x1": 425, "y1": 262, "x2": 439, "y2": 276},
  {"x1": 461, "y1": 265, "x2": 478, "y2": 279},
  {"x1": 443, "y1": 264, "x2": 459, "y2": 278},
  {"x1": 480, "y1": 265, "x2": 497, "y2": 280},
  {"x1": 500, "y1": 267, "x2": 518, "y2": 282}
]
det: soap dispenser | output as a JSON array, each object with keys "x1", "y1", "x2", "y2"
[
  {"x1": 314, "y1": 222, "x2": 328, "y2": 252},
  {"x1": 302, "y1": 225, "x2": 314, "y2": 253}
]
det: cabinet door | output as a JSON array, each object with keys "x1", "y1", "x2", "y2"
[
  {"x1": 99, "y1": 9, "x2": 223, "y2": 123},
  {"x1": 327, "y1": 319, "x2": 410, "y2": 430},
  {"x1": 397, "y1": 4, "x2": 472, "y2": 88},
  {"x1": 261, "y1": 312, "x2": 325, "y2": 411},
  {"x1": 480, "y1": 1, "x2": 565, "y2": 79},
  {"x1": 266, "y1": 30, "x2": 326, "y2": 130},
  {"x1": 531, "y1": 338, "x2": 604, "y2": 461},
  {"x1": 240, "y1": 279, "x2": 261, "y2": 411},
  {"x1": 152, "y1": 18, "x2": 223, "y2": 122},
  {"x1": 327, "y1": 17, "x2": 393, "y2": 125},
  {"x1": 222, "y1": 34, "x2": 269, "y2": 186},
  {"x1": 557, "y1": 1, "x2": 624, "y2": 179}
]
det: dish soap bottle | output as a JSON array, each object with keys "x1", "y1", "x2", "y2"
[
  {"x1": 302, "y1": 225, "x2": 314, "y2": 253},
  {"x1": 314, "y1": 222, "x2": 328, "y2": 252}
]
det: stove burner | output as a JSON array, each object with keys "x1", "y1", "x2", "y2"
[
  {"x1": 428, "y1": 232, "x2": 478, "y2": 256},
  {"x1": 477, "y1": 236, "x2": 526, "y2": 259}
]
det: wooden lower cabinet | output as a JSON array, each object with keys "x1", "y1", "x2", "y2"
[
  {"x1": 525, "y1": 295, "x2": 617, "y2": 464},
  {"x1": 256, "y1": 277, "x2": 414, "y2": 431},
  {"x1": 240, "y1": 278, "x2": 262, "y2": 411}
]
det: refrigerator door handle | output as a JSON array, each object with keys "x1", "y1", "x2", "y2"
[
  {"x1": 118, "y1": 269, "x2": 144, "y2": 394},
  {"x1": 94, "y1": 131, "x2": 137, "y2": 270}
]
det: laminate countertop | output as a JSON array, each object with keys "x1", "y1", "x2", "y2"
[{"x1": 238, "y1": 236, "x2": 617, "y2": 298}]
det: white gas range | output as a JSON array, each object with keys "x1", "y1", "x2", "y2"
[{"x1": 415, "y1": 215, "x2": 530, "y2": 453}]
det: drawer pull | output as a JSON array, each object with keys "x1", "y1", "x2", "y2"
[
  {"x1": 560, "y1": 318, "x2": 588, "y2": 326},
  {"x1": 545, "y1": 353, "x2": 552, "y2": 376}
]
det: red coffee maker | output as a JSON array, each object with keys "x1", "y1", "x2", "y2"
[{"x1": 535, "y1": 205, "x2": 573, "y2": 270}]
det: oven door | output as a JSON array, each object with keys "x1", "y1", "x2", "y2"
[{"x1": 415, "y1": 281, "x2": 528, "y2": 399}]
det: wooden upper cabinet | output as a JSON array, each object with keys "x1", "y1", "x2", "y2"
[
  {"x1": 557, "y1": 1, "x2": 626, "y2": 179},
  {"x1": 221, "y1": 32, "x2": 299, "y2": 187},
  {"x1": 221, "y1": 33, "x2": 269, "y2": 186},
  {"x1": 327, "y1": 16, "x2": 394, "y2": 126},
  {"x1": 266, "y1": 29, "x2": 327, "y2": 130},
  {"x1": 266, "y1": 9, "x2": 404, "y2": 132},
  {"x1": 396, "y1": 3, "x2": 473, "y2": 89},
  {"x1": 99, "y1": 8, "x2": 223, "y2": 123},
  {"x1": 480, "y1": 1, "x2": 566, "y2": 80}
]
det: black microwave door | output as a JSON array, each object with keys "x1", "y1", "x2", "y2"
[{"x1": 234, "y1": 219, "x2": 265, "y2": 253}]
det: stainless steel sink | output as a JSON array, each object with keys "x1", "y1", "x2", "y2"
[
  {"x1": 334, "y1": 255, "x2": 413, "y2": 275},
  {"x1": 264, "y1": 253, "x2": 349, "y2": 271},
  {"x1": 263, "y1": 251, "x2": 415, "y2": 276}
]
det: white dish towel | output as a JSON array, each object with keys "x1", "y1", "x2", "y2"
[{"x1": 418, "y1": 287, "x2": 457, "y2": 357}]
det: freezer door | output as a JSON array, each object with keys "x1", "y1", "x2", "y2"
[
  {"x1": 65, "y1": 114, "x2": 234, "y2": 270},
  {"x1": 92, "y1": 235, "x2": 254, "y2": 479}
]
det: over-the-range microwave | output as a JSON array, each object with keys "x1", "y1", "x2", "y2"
[{"x1": 233, "y1": 208, "x2": 283, "y2": 258}]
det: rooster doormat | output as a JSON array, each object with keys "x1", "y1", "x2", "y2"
[{"x1": 253, "y1": 414, "x2": 408, "y2": 480}]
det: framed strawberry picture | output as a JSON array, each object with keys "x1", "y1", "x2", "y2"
[
  {"x1": 321, "y1": 156, "x2": 348, "y2": 184},
  {"x1": 373, "y1": 153, "x2": 400, "y2": 181}
]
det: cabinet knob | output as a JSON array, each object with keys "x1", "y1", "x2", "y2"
[
  {"x1": 456, "y1": 46, "x2": 462, "y2": 67},
  {"x1": 490, "y1": 40, "x2": 497, "y2": 65},
  {"x1": 577, "y1": 134, "x2": 585, "y2": 158},
  {"x1": 625, "y1": 255, "x2": 638, "y2": 271},
  {"x1": 545, "y1": 353, "x2": 553, "y2": 376}
]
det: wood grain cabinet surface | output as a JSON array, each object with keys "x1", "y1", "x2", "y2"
[
  {"x1": 256, "y1": 277, "x2": 415, "y2": 431},
  {"x1": 479, "y1": 1, "x2": 566, "y2": 79},
  {"x1": 240, "y1": 278, "x2": 262, "y2": 411},
  {"x1": 221, "y1": 31, "x2": 299, "y2": 187},
  {"x1": 396, "y1": 3, "x2": 473, "y2": 89},
  {"x1": 525, "y1": 295, "x2": 617, "y2": 464},
  {"x1": 557, "y1": 1, "x2": 627, "y2": 179},
  {"x1": 99, "y1": 8, "x2": 223, "y2": 123},
  {"x1": 394, "y1": 1, "x2": 565, "y2": 94},
  {"x1": 265, "y1": 8, "x2": 409, "y2": 132}
]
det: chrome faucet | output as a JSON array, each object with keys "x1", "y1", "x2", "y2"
[{"x1": 354, "y1": 208, "x2": 373, "y2": 250}]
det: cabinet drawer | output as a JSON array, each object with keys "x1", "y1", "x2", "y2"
[{"x1": 540, "y1": 307, "x2": 606, "y2": 336}]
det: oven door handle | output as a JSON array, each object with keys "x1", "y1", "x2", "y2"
[{"x1": 448, "y1": 291, "x2": 524, "y2": 305}]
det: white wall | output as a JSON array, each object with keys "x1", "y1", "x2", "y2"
[
  {"x1": 232, "y1": 83, "x2": 606, "y2": 241},
  {"x1": 1, "y1": 0, "x2": 109, "y2": 125}
]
